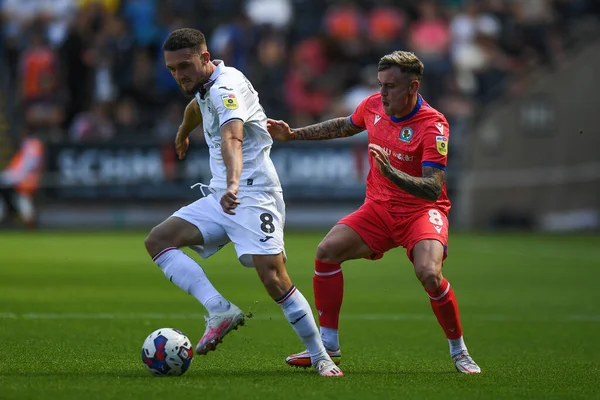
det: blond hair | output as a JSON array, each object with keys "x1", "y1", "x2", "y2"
[{"x1": 378, "y1": 51, "x2": 424, "y2": 80}]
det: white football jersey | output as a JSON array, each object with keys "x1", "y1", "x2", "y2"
[{"x1": 195, "y1": 60, "x2": 281, "y2": 192}]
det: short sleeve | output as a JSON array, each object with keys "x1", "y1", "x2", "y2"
[
  {"x1": 350, "y1": 97, "x2": 369, "y2": 129},
  {"x1": 421, "y1": 118, "x2": 450, "y2": 170},
  {"x1": 210, "y1": 85, "x2": 249, "y2": 127}
]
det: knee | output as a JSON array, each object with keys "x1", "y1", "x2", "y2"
[
  {"x1": 144, "y1": 226, "x2": 170, "y2": 258},
  {"x1": 315, "y1": 238, "x2": 341, "y2": 262},
  {"x1": 415, "y1": 262, "x2": 443, "y2": 291}
]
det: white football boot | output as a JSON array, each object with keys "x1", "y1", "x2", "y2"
[
  {"x1": 286, "y1": 348, "x2": 341, "y2": 368},
  {"x1": 313, "y1": 357, "x2": 344, "y2": 377},
  {"x1": 453, "y1": 351, "x2": 481, "y2": 374},
  {"x1": 196, "y1": 304, "x2": 245, "y2": 355}
]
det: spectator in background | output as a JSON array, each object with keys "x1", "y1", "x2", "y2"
[
  {"x1": 120, "y1": 0, "x2": 159, "y2": 50},
  {"x1": 512, "y1": 0, "x2": 555, "y2": 67},
  {"x1": 114, "y1": 96, "x2": 143, "y2": 137},
  {"x1": 19, "y1": 26, "x2": 58, "y2": 104},
  {"x1": 285, "y1": 36, "x2": 333, "y2": 126},
  {"x1": 69, "y1": 101, "x2": 115, "y2": 142},
  {"x1": 92, "y1": 27, "x2": 118, "y2": 104},
  {"x1": 472, "y1": 32, "x2": 514, "y2": 103},
  {"x1": 1, "y1": 0, "x2": 76, "y2": 50},
  {"x1": 19, "y1": 25, "x2": 65, "y2": 141},
  {"x1": 244, "y1": 0, "x2": 293, "y2": 30},
  {"x1": 436, "y1": 77, "x2": 474, "y2": 186},
  {"x1": 1, "y1": 0, "x2": 38, "y2": 103},
  {"x1": 79, "y1": 0, "x2": 121, "y2": 14},
  {"x1": 367, "y1": 1, "x2": 407, "y2": 55},
  {"x1": 323, "y1": 0, "x2": 367, "y2": 66},
  {"x1": 341, "y1": 65, "x2": 380, "y2": 116},
  {"x1": 103, "y1": 14, "x2": 136, "y2": 97},
  {"x1": 450, "y1": 1, "x2": 502, "y2": 95},
  {"x1": 0, "y1": 0, "x2": 596, "y2": 144},
  {"x1": 43, "y1": 0, "x2": 78, "y2": 48},
  {"x1": 153, "y1": 99, "x2": 205, "y2": 144},
  {"x1": 408, "y1": 0, "x2": 451, "y2": 105},
  {"x1": 0, "y1": 126, "x2": 44, "y2": 228},
  {"x1": 287, "y1": 0, "x2": 327, "y2": 43},
  {"x1": 0, "y1": 92, "x2": 13, "y2": 171},
  {"x1": 247, "y1": 32, "x2": 289, "y2": 120},
  {"x1": 209, "y1": 11, "x2": 253, "y2": 72},
  {"x1": 60, "y1": 5, "x2": 102, "y2": 128},
  {"x1": 122, "y1": 49, "x2": 162, "y2": 116},
  {"x1": 154, "y1": 101, "x2": 187, "y2": 143}
]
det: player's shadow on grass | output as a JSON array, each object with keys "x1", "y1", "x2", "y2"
[
  {"x1": 349, "y1": 369, "x2": 457, "y2": 376},
  {"x1": 185, "y1": 370, "x2": 309, "y2": 378},
  {"x1": 1, "y1": 369, "x2": 457, "y2": 378},
  {"x1": 0, "y1": 370, "x2": 308, "y2": 379},
  {"x1": 191, "y1": 368, "x2": 457, "y2": 378},
  {"x1": 0, "y1": 371, "x2": 154, "y2": 378}
]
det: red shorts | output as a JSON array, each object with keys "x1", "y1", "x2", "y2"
[{"x1": 338, "y1": 200, "x2": 449, "y2": 262}]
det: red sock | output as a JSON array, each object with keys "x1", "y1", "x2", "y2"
[
  {"x1": 426, "y1": 278, "x2": 463, "y2": 340},
  {"x1": 313, "y1": 260, "x2": 343, "y2": 329}
]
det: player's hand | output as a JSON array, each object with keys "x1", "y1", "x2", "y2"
[
  {"x1": 266, "y1": 119, "x2": 294, "y2": 141},
  {"x1": 368, "y1": 143, "x2": 392, "y2": 178},
  {"x1": 220, "y1": 185, "x2": 240, "y2": 215},
  {"x1": 175, "y1": 132, "x2": 190, "y2": 160}
]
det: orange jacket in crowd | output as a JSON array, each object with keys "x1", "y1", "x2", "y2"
[{"x1": 1, "y1": 138, "x2": 45, "y2": 196}]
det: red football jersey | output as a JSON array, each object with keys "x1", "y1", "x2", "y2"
[{"x1": 351, "y1": 93, "x2": 451, "y2": 215}]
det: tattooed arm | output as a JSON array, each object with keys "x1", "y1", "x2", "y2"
[
  {"x1": 369, "y1": 144, "x2": 444, "y2": 202},
  {"x1": 266, "y1": 117, "x2": 364, "y2": 141},
  {"x1": 291, "y1": 117, "x2": 364, "y2": 140},
  {"x1": 386, "y1": 166, "x2": 444, "y2": 202}
]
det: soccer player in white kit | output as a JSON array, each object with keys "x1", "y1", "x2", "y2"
[{"x1": 144, "y1": 28, "x2": 343, "y2": 376}]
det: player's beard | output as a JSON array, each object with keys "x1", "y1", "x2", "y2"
[{"x1": 180, "y1": 81, "x2": 204, "y2": 98}]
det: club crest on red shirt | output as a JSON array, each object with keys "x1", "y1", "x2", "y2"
[{"x1": 399, "y1": 127, "x2": 413, "y2": 142}]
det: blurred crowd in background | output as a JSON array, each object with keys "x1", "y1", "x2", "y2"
[{"x1": 1, "y1": 0, "x2": 599, "y2": 146}]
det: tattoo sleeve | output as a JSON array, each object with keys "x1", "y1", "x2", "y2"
[
  {"x1": 385, "y1": 166, "x2": 444, "y2": 202},
  {"x1": 292, "y1": 117, "x2": 364, "y2": 140}
]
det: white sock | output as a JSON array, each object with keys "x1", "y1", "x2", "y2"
[
  {"x1": 153, "y1": 247, "x2": 230, "y2": 314},
  {"x1": 15, "y1": 194, "x2": 35, "y2": 222},
  {"x1": 277, "y1": 286, "x2": 328, "y2": 362},
  {"x1": 204, "y1": 295, "x2": 231, "y2": 313},
  {"x1": 320, "y1": 327, "x2": 340, "y2": 351},
  {"x1": 449, "y1": 336, "x2": 468, "y2": 357}
]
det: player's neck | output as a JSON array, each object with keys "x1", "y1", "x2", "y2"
[
  {"x1": 207, "y1": 61, "x2": 216, "y2": 75},
  {"x1": 202, "y1": 61, "x2": 216, "y2": 84},
  {"x1": 393, "y1": 94, "x2": 419, "y2": 119}
]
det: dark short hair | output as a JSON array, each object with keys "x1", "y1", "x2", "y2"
[
  {"x1": 162, "y1": 28, "x2": 206, "y2": 53},
  {"x1": 378, "y1": 51, "x2": 424, "y2": 81}
]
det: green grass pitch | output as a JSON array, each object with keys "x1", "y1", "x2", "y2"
[{"x1": 0, "y1": 231, "x2": 599, "y2": 399}]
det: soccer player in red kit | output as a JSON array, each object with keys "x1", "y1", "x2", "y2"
[{"x1": 267, "y1": 51, "x2": 481, "y2": 374}]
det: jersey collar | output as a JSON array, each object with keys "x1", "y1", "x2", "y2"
[
  {"x1": 390, "y1": 94, "x2": 423, "y2": 123},
  {"x1": 198, "y1": 60, "x2": 225, "y2": 98}
]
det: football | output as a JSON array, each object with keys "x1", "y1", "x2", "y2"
[{"x1": 141, "y1": 328, "x2": 194, "y2": 376}]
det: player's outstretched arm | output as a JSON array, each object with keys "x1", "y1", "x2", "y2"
[
  {"x1": 219, "y1": 120, "x2": 243, "y2": 215},
  {"x1": 267, "y1": 117, "x2": 363, "y2": 141},
  {"x1": 369, "y1": 144, "x2": 444, "y2": 202},
  {"x1": 175, "y1": 99, "x2": 203, "y2": 159}
]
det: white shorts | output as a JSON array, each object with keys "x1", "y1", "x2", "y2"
[{"x1": 172, "y1": 190, "x2": 286, "y2": 267}]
